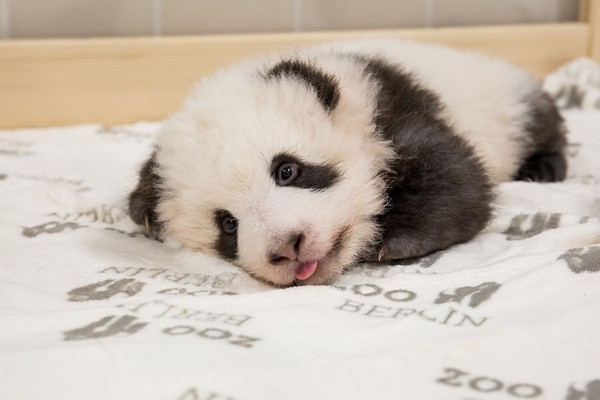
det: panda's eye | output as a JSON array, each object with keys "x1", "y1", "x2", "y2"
[
  {"x1": 277, "y1": 163, "x2": 299, "y2": 185},
  {"x1": 222, "y1": 216, "x2": 238, "y2": 234}
]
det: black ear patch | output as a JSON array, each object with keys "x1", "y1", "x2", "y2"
[
  {"x1": 266, "y1": 59, "x2": 340, "y2": 112},
  {"x1": 128, "y1": 152, "x2": 163, "y2": 239}
]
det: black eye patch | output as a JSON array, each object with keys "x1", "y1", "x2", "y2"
[
  {"x1": 270, "y1": 153, "x2": 340, "y2": 190},
  {"x1": 213, "y1": 209, "x2": 238, "y2": 260}
]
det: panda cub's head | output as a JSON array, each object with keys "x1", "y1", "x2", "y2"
[{"x1": 129, "y1": 56, "x2": 395, "y2": 286}]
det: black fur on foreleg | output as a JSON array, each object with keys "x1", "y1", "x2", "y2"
[{"x1": 371, "y1": 119, "x2": 493, "y2": 262}]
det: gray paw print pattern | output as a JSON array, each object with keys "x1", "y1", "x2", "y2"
[
  {"x1": 566, "y1": 379, "x2": 600, "y2": 400},
  {"x1": 504, "y1": 213, "x2": 561, "y2": 240},
  {"x1": 558, "y1": 246, "x2": 600, "y2": 273}
]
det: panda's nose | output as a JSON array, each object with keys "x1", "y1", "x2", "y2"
[{"x1": 269, "y1": 232, "x2": 304, "y2": 264}]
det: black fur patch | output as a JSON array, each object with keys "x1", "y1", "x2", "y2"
[
  {"x1": 270, "y1": 153, "x2": 340, "y2": 190},
  {"x1": 515, "y1": 88, "x2": 568, "y2": 182},
  {"x1": 128, "y1": 152, "x2": 163, "y2": 239},
  {"x1": 266, "y1": 59, "x2": 340, "y2": 111},
  {"x1": 213, "y1": 209, "x2": 239, "y2": 260},
  {"x1": 362, "y1": 57, "x2": 444, "y2": 134},
  {"x1": 359, "y1": 57, "x2": 493, "y2": 261}
]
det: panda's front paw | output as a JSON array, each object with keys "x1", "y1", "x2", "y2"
[{"x1": 376, "y1": 234, "x2": 436, "y2": 262}]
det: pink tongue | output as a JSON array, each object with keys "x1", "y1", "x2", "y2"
[{"x1": 295, "y1": 260, "x2": 318, "y2": 280}]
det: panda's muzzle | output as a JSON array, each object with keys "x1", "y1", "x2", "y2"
[
  {"x1": 268, "y1": 232, "x2": 305, "y2": 265},
  {"x1": 267, "y1": 231, "x2": 319, "y2": 281}
]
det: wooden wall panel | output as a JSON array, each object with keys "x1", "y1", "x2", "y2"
[{"x1": 0, "y1": 23, "x2": 590, "y2": 128}]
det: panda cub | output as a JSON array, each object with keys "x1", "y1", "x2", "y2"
[{"x1": 129, "y1": 38, "x2": 567, "y2": 286}]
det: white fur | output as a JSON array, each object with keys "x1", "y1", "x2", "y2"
[{"x1": 153, "y1": 38, "x2": 540, "y2": 285}]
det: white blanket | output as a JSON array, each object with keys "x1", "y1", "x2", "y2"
[{"x1": 1, "y1": 60, "x2": 599, "y2": 400}]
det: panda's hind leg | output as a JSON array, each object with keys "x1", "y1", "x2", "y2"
[
  {"x1": 514, "y1": 88, "x2": 568, "y2": 183},
  {"x1": 515, "y1": 149, "x2": 567, "y2": 182}
]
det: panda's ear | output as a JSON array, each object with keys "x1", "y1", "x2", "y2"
[
  {"x1": 266, "y1": 59, "x2": 340, "y2": 112},
  {"x1": 128, "y1": 152, "x2": 162, "y2": 239}
]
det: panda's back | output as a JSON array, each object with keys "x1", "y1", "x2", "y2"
[{"x1": 311, "y1": 38, "x2": 543, "y2": 183}]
